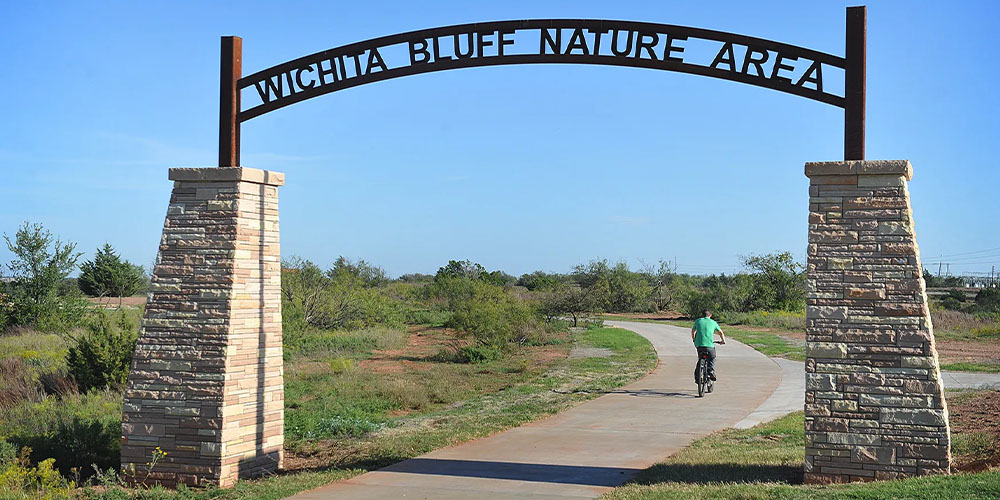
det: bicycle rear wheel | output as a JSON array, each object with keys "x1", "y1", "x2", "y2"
[{"x1": 697, "y1": 358, "x2": 706, "y2": 397}]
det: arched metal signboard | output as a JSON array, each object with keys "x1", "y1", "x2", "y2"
[{"x1": 219, "y1": 8, "x2": 866, "y2": 167}]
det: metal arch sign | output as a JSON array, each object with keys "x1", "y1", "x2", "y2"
[{"x1": 219, "y1": 8, "x2": 866, "y2": 167}]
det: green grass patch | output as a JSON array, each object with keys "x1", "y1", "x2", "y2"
[
  {"x1": 602, "y1": 316, "x2": 806, "y2": 361},
  {"x1": 604, "y1": 412, "x2": 1000, "y2": 500},
  {"x1": 661, "y1": 320, "x2": 806, "y2": 361},
  {"x1": 941, "y1": 362, "x2": 1000, "y2": 373}
]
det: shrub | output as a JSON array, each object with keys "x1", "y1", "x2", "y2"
[
  {"x1": 66, "y1": 310, "x2": 138, "y2": 392},
  {"x1": 0, "y1": 448, "x2": 75, "y2": 499},
  {"x1": 1, "y1": 222, "x2": 86, "y2": 332},
  {"x1": 974, "y1": 288, "x2": 1000, "y2": 313},
  {"x1": 0, "y1": 389, "x2": 122, "y2": 478},
  {"x1": 405, "y1": 308, "x2": 451, "y2": 327},
  {"x1": 942, "y1": 296, "x2": 965, "y2": 311},
  {"x1": 438, "y1": 278, "x2": 543, "y2": 348},
  {"x1": 459, "y1": 345, "x2": 503, "y2": 364}
]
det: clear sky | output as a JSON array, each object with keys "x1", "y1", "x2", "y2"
[{"x1": 2, "y1": 1, "x2": 998, "y2": 278}]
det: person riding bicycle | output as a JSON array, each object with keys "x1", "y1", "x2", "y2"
[{"x1": 692, "y1": 309, "x2": 725, "y2": 383}]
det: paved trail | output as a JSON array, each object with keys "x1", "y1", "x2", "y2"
[{"x1": 288, "y1": 321, "x2": 782, "y2": 500}]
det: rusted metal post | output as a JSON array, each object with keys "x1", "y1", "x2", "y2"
[
  {"x1": 844, "y1": 6, "x2": 866, "y2": 161},
  {"x1": 219, "y1": 36, "x2": 242, "y2": 167}
]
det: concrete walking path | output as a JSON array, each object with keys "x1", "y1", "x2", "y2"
[
  {"x1": 727, "y1": 346, "x2": 1000, "y2": 430},
  {"x1": 287, "y1": 321, "x2": 782, "y2": 500}
]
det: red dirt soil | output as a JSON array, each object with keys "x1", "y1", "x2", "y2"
[{"x1": 947, "y1": 390, "x2": 1000, "y2": 472}]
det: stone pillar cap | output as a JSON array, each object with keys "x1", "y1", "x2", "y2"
[
  {"x1": 169, "y1": 167, "x2": 285, "y2": 186},
  {"x1": 805, "y1": 160, "x2": 912, "y2": 180}
]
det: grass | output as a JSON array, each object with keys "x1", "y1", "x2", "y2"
[
  {"x1": 602, "y1": 315, "x2": 807, "y2": 361},
  {"x1": 929, "y1": 310, "x2": 1000, "y2": 341},
  {"x1": 661, "y1": 319, "x2": 806, "y2": 362},
  {"x1": 81, "y1": 326, "x2": 656, "y2": 499},
  {"x1": 603, "y1": 412, "x2": 1000, "y2": 500},
  {"x1": 941, "y1": 362, "x2": 1000, "y2": 374}
]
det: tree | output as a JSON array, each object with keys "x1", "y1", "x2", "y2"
[
  {"x1": 330, "y1": 256, "x2": 387, "y2": 288},
  {"x1": 741, "y1": 252, "x2": 806, "y2": 311},
  {"x1": 2, "y1": 222, "x2": 83, "y2": 329},
  {"x1": 640, "y1": 260, "x2": 677, "y2": 311},
  {"x1": 280, "y1": 257, "x2": 404, "y2": 333},
  {"x1": 78, "y1": 243, "x2": 145, "y2": 305},
  {"x1": 436, "y1": 259, "x2": 487, "y2": 281},
  {"x1": 540, "y1": 285, "x2": 598, "y2": 327},
  {"x1": 518, "y1": 271, "x2": 562, "y2": 291}
]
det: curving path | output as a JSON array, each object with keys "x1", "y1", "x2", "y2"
[{"x1": 286, "y1": 321, "x2": 782, "y2": 500}]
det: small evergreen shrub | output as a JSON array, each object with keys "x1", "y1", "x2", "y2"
[{"x1": 66, "y1": 310, "x2": 138, "y2": 392}]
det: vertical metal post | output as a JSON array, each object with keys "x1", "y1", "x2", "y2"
[
  {"x1": 219, "y1": 36, "x2": 242, "y2": 167},
  {"x1": 844, "y1": 6, "x2": 866, "y2": 161}
]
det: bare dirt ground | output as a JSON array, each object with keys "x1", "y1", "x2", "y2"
[
  {"x1": 935, "y1": 340, "x2": 1000, "y2": 365},
  {"x1": 948, "y1": 390, "x2": 1000, "y2": 472}
]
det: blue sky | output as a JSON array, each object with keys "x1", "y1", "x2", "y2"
[{"x1": 1, "y1": 1, "x2": 998, "y2": 278}]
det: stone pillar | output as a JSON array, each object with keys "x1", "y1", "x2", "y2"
[
  {"x1": 122, "y1": 167, "x2": 285, "y2": 488},
  {"x1": 804, "y1": 160, "x2": 950, "y2": 483}
]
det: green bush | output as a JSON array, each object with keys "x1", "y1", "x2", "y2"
[
  {"x1": 0, "y1": 389, "x2": 122, "y2": 478},
  {"x1": 405, "y1": 308, "x2": 451, "y2": 327},
  {"x1": 0, "y1": 449, "x2": 75, "y2": 499},
  {"x1": 436, "y1": 277, "x2": 543, "y2": 348},
  {"x1": 459, "y1": 345, "x2": 503, "y2": 364},
  {"x1": 66, "y1": 310, "x2": 138, "y2": 392},
  {"x1": 942, "y1": 296, "x2": 965, "y2": 311},
  {"x1": 975, "y1": 287, "x2": 1000, "y2": 313}
]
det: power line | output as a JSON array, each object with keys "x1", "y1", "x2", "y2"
[{"x1": 931, "y1": 246, "x2": 1000, "y2": 259}]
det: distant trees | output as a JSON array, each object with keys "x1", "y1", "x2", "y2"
[
  {"x1": 281, "y1": 256, "x2": 404, "y2": 334},
  {"x1": 741, "y1": 252, "x2": 806, "y2": 312},
  {"x1": 573, "y1": 259, "x2": 655, "y2": 313},
  {"x1": 78, "y1": 244, "x2": 145, "y2": 305},
  {"x1": 1, "y1": 222, "x2": 85, "y2": 331},
  {"x1": 436, "y1": 259, "x2": 515, "y2": 286},
  {"x1": 517, "y1": 271, "x2": 563, "y2": 291},
  {"x1": 539, "y1": 285, "x2": 599, "y2": 327},
  {"x1": 923, "y1": 270, "x2": 966, "y2": 288}
]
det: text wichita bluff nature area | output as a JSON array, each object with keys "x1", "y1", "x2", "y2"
[{"x1": 240, "y1": 20, "x2": 843, "y2": 120}]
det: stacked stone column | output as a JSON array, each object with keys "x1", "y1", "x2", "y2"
[
  {"x1": 804, "y1": 160, "x2": 950, "y2": 483},
  {"x1": 122, "y1": 167, "x2": 285, "y2": 487}
]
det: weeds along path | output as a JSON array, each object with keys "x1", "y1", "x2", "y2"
[{"x1": 286, "y1": 321, "x2": 782, "y2": 500}]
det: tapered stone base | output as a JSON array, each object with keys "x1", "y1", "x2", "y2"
[
  {"x1": 804, "y1": 160, "x2": 950, "y2": 483},
  {"x1": 121, "y1": 167, "x2": 285, "y2": 488}
]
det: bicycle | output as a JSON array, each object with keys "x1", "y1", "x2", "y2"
[
  {"x1": 696, "y1": 351, "x2": 713, "y2": 397},
  {"x1": 695, "y1": 340, "x2": 723, "y2": 398}
]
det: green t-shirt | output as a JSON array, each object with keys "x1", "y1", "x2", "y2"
[{"x1": 693, "y1": 317, "x2": 720, "y2": 348}]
